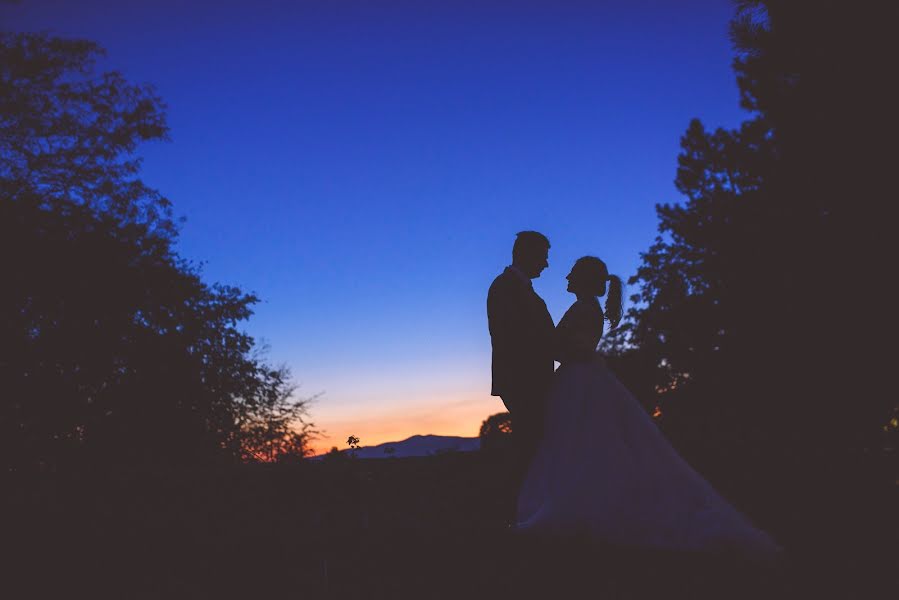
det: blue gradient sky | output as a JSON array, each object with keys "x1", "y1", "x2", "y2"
[{"x1": 3, "y1": 0, "x2": 746, "y2": 453}]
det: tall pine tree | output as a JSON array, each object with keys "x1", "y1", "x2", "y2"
[{"x1": 608, "y1": 1, "x2": 897, "y2": 469}]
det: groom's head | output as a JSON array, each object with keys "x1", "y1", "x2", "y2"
[{"x1": 512, "y1": 231, "x2": 550, "y2": 279}]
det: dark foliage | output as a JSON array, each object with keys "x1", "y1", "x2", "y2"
[
  {"x1": 479, "y1": 411, "x2": 513, "y2": 453},
  {"x1": 604, "y1": 1, "x2": 897, "y2": 466},
  {"x1": 0, "y1": 33, "x2": 313, "y2": 471}
]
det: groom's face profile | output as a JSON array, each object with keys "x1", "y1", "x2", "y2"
[
  {"x1": 519, "y1": 247, "x2": 549, "y2": 279},
  {"x1": 512, "y1": 231, "x2": 550, "y2": 279}
]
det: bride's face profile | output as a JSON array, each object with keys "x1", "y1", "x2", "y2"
[
  {"x1": 567, "y1": 260, "x2": 606, "y2": 297},
  {"x1": 566, "y1": 267, "x2": 585, "y2": 295}
]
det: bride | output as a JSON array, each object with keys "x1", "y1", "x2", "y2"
[{"x1": 516, "y1": 256, "x2": 781, "y2": 558}]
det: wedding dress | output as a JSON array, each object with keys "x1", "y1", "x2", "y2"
[{"x1": 516, "y1": 298, "x2": 781, "y2": 557}]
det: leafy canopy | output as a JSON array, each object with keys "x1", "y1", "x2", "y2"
[{"x1": 0, "y1": 33, "x2": 314, "y2": 470}]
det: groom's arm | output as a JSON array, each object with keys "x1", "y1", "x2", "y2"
[{"x1": 487, "y1": 276, "x2": 524, "y2": 347}]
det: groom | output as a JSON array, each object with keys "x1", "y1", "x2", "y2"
[{"x1": 487, "y1": 231, "x2": 555, "y2": 479}]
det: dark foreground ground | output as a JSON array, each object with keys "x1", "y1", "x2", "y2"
[{"x1": 5, "y1": 451, "x2": 896, "y2": 599}]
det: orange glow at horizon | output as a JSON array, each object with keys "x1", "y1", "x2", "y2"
[{"x1": 307, "y1": 394, "x2": 507, "y2": 456}]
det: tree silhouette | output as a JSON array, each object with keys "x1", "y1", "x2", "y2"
[
  {"x1": 0, "y1": 33, "x2": 314, "y2": 470},
  {"x1": 479, "y1": 412, "x2": 512, "y2": 453},
  {"x1": 236, "y1": 366, "x2": 318, "y2": 463},
  {"x1": 605, "y1": 1, "x2": 896, "y2": 464}
]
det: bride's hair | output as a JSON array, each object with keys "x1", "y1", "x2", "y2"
[
  {"x1": 605, "y1": 274, "x2": 623, "y2": 330},
  {"x1": 573, "y1": 256, "x2": 623, "y2": 329}
]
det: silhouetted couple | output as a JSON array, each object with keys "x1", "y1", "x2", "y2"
[{"x1": 488, "y1": 231, "x2": 780, "y2": 558}]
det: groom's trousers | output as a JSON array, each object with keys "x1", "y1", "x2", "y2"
[{"x1": 500, "y1": 390, "x2": 546, "y2": 481}]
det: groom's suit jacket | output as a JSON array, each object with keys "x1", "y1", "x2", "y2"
[{"x1": 487, "y1": 267, "x2": 556, "y2": 399}]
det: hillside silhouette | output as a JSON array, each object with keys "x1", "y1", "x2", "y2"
[{"x1": 320, "y1": 434, "x2": 481, "y2": 460}]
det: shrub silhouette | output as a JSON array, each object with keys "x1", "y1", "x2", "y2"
[{"x1": 479, "y1": 412, "x2": 513, "y2": 454}]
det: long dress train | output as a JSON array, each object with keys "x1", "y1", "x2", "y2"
[{"x1": 516, "y1": 301, "x2": 780, "y2": 558}]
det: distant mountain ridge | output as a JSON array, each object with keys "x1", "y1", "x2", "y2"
[{"x1": 317, "y1": 434, "x2": 480, "y2": 459}]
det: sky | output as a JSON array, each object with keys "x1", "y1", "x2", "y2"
[{"x1": 2, "y1": 0, "x2": 747, "y2": 454}]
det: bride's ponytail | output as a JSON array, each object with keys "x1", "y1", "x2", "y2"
[{"x1": 605, "y1": 275, "x2": 623, "y2": 329}]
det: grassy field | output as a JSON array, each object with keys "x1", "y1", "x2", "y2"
[{"x1": 6, "y1": 451, "x2": 895, "y2": 599}]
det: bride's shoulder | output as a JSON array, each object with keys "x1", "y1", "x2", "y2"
[{"x1": 562, "y1": 298, "x2": 602, "y2": 320}]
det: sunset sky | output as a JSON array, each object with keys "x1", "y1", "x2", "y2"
[{"x1": 3, "y1": 0, "x2": 746, "y2": 454}]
